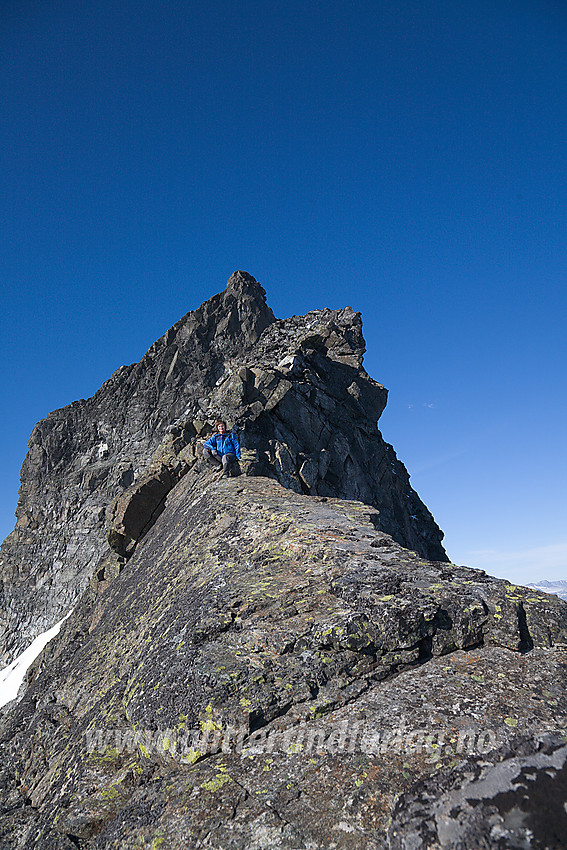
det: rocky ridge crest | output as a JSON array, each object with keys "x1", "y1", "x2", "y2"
[
  {"x1": 0, "y1": 471, "x2": 566, "y2": 849},
  {"x1": 1, "y1": 272, "x2": 565, "y2": 849},
  {"x1": 0, "y1": 272, "x2": 444, "y2": 664}
]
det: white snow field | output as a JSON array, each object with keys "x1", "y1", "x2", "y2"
[{"x1": 0, "y1": 610, "x2": 73, "y2": 709}]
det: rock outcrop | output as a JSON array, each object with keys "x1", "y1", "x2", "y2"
[
  {"x1": 0, "y1": 471, "x2": 566, "y2": 849},
  {"x1": 0, "y1": 271, "x2": 444, "y2": 665},
  {"x1": 1, "y1": 271, "x2": 565, "y2": 849}
]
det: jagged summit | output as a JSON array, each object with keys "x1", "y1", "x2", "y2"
[
  {"x1": 225, "y1": 268, "x2": 266, "y2": 295},
  {"x1": 168, "y1": 270, "x2": 275, "y2": 353},
  {"x1": 142, "y1": 270, "x2": 275, "y2": 374}
]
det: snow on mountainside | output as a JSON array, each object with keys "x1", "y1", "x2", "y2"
[
  {"x1": 0, "y1": 610, "x2": 73, "y2": 709},
  {"x1": 527, "y1": 580, "x2": 567, "y2": 601}
]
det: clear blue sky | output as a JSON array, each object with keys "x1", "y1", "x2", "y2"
[{"x1": 1, "y1": 0, "x2": 566, "y2": 584}]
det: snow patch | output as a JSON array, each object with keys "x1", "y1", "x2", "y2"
[{"x1": 0, "y1": 610, "x2": 73, "y2": 709}]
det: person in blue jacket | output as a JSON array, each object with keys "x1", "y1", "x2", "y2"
[{"x1": 203, "y1": 419, "x2": 241, "y2": 477}]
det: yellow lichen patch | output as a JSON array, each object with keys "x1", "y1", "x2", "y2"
[
  {"x1": 88, "y1": 745, "x2": 120, "y2": 762},
  {"x1": 200, "y1": 703, "x2": 222, "y2": 732},
  {"x1": 200, "y1": 773, "x2": 232, "y2": 793},
  {"x1": 99, "y1": 786, "x2": 120, "y2": 800},
  {"x1": 126, "y1": 761, "x2": 143, "y2": 776}
]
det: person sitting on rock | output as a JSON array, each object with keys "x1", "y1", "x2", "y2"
[{"x1": 203, "y1": 420, "x2": 241, "y2": 477}]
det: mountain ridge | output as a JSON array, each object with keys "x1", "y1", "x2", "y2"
[
  {"x1": 528, "y1": 580, "x2": 567, "y2": 602},
  {"x1": 0, "y1": 272, "x2": 445, "y2": 666},
  {"x1": 0, "y1": 272, "x2": 565, "y2": 849},
  {"x1": 1, "y1": 468, "x2": 566, "y2": 848}
]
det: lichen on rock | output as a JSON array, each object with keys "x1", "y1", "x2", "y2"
[{"x1": 0, "y1": 472, "x2": 566, "y2": 849}]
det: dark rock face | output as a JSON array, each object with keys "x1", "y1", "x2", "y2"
[
  {"x1": 0, "y1": 473, "x2": 565, "y2": 849},
  {"x1": 0, "y1": 271, "x2": 445, "y2": 664}
]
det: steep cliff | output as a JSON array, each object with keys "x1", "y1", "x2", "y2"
[{"x1": 0, "y1": 271, "x2": 445, "y2": 665}]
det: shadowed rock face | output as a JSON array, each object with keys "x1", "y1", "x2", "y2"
[
  {"x1": 0, "y1": 472, "x2": 565, "y2": 849},
  {"x1": 0, "y1": 272, "x2": 445, "y2": 664}
]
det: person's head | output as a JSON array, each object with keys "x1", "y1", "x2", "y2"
[{"x1": 216, "y1": 419, "x2": 227, "y2": 433}]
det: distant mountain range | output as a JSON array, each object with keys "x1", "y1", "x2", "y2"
[{"x1": 527, "y1": 580, "x2": 567, "y2": 601}]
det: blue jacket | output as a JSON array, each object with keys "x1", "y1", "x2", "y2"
[{"x1": 204, "y1": 431, "x2": 241, "y2": 460}]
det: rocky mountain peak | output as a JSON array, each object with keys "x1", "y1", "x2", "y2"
[
  {"x1": 144, "y1": 270, "x2": 275, "y2": 365},
  {"x1": 193, "y1": 269, "x2": 275, "y2": 349},
  {"x1": 1, "y1": 274, "x2": 566, "y2": 849},
  {"x1": 0, "y1": 275, "x2": 449, "y2": 667},
  {"x1": 225, "y1": 268, "x2": 265, "y2": 295}
]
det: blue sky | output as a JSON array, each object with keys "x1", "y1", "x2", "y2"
[{"x1": 1, "y1": 0, "x2": 566, "y2": 584}]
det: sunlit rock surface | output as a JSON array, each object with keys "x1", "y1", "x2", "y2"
[{"x1": 0, "y1": 472, "x2": 566, "y2": 848}]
